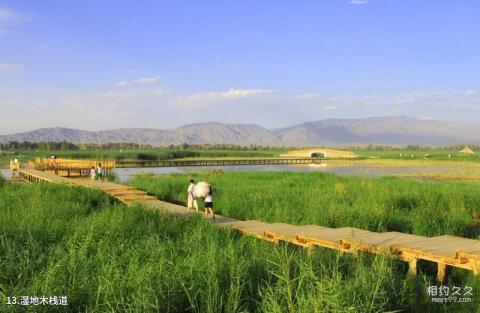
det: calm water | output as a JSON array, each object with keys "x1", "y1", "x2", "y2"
[
  {"x1": 0, "y1": 169, "x2": 12, "y2": 179},
  {"x1": 0, "y1": 164, "x2": 457, "y2": 183},
  {"x1": 112, "y1": 163, "x2": 453, "y2": 183}
]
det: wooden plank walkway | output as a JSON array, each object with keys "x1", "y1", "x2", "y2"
[
  {"x1": 30, "y1": 158, "x2": 115, "y2": 177},
  {"x1": 18, "y1": 168, "x2": 480, "y2": 281},
  {"x1": 115, "y1": 157, "x2": 365, "y2": 168},
  {"x1": 19, "y1": 168, "x2": 74, "y2": 184}
]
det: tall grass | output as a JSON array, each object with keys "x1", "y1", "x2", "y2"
[
  {"x1": 1, "y1": 183, "x2": 478, "y2": 312},
  {"x1": 0, "y1": 149, "x2": 284, "y2": 167},
  {"x1": 357, "y1": 149, "x2": 480, "y2": 163},
  {"x1": 129, "y1": 171, "x2": 480, "y2": 238}
]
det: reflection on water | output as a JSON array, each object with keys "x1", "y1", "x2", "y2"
[
  {"x1": 0, "y1": 169, "x2": 12, "y2": 180},
  {"x1": 113, "y1": 163, "x2": 454, "y2": 183}
]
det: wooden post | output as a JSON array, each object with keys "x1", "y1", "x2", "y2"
[
  {"x1": 305, "y1": 245, "x2": 313, "y2": 256},
  {"x1": 437, "y1": 263, "x2": 446, "y2": 282},
  {"x1": 408, "y1": 258, "x2": 418, "y2": 275}
]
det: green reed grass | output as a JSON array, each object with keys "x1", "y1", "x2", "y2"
[
  {"x1": 0, "y1": 182, "x2": 478, "y2": 312},
  {"x1": 129, "y1": 171, "x2": 480, "y2": 238},
  {"x1": 0, "y1": 149, "x2": 283, "y2": 167},
  {"x1": 357, "y1": 149, "x2": 480, "y2": 163}
]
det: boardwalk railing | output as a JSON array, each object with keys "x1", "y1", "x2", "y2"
[
  {"x1": 19, "y1": 168, "x2": 73, "y2": 184},
  {"x1": 30, "y1": 158, "x2": 116, "y2": 177}
]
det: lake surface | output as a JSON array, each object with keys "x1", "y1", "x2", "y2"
[
  {"x1": 112, "y1": 163, "x2": 453, "y2": 183},
  {"x1": 0, "y1": 169, "x2": 12, "y2": 179},
  {"x1": 0, "y1": 163, "x2": 464, "y2": 183}
]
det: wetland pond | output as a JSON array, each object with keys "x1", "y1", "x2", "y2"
[
  {"x1": 112, "y1": 163, "x2": 460, "y2": 183},
  {"x1": 1, "y1": 162, "x2": 473, "y2": 183}
]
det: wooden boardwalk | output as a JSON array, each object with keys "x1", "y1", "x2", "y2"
[
  {"x1": 30, "y1": 158, "x2": 115, "y2": 177},
  {"x1": 115, "y1": 157, "x2": 365, "y2": 168},
  {"x1": 18, "y1": 168, "x2": 480, "y2": 281}
]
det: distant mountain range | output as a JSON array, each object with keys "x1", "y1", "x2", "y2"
[{"x1": 1, "y1": 117, "x2": 479, "y2": 147}]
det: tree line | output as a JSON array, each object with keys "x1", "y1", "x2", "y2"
[
  {"x1": 0, "y1": 141, "x2": 284, "y2": 151},
  {"x1": 0, "y1": 141, "x2": 478, "y2": 152},
  {"x1": 0, "y1": 141, "x2": 153, "y2": 151}
]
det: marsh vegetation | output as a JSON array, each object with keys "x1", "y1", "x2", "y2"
[{"x1": 1, "y1": 170, "x2": 479, "y2": 312}]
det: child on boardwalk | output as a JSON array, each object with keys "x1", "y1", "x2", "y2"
[{"x1": 204, "y1": 187, "x2": 214, "y2": 220}]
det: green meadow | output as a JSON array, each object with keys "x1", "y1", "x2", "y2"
[
  {"x1": 1, "y1": 172, "x2": 479, "y2": 312},
  {"x1": 357, "y1": 149, "x2": 480, "y2": 163},
  {"x1": 129, "y1": 171, "x2": 480, "y2": 238}
]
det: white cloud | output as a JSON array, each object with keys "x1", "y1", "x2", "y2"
[
  {"x1": 152, "y1": 88, "x2": 165, "y2": 95},
  {"x1": 0, "y1": 63, "x2": 23, "y2": 72},
  {"x1": 0, "y1": 8, "x2": 15, "y2": 21},
  {"x1": 188, "y1": 88, "x2": 274, "y2": 101},
  {"x1": 296, "y1": 92, "x2": 319, "y2": 99},
  {"x1": 0, "y1": 7, "x2": 23, "y2": 33},
  {"x1": 464, "y1": 89, "x2": 477, "y2": 96},
  {"x1": 135, "y1": 76, "x2": 159, "y2": 84},
  {"x1": 170, "y1": 88, "x2": 275, "y2": 110},
  {"x1": 349, "y1": 0, "x2": 368, "y2": 5},
  {"x1": 115, "y1": 76, "x2": 160, "y2": 87},
  {"x1": 2, "y1": 87, "x2": 480, "y2": 134}
]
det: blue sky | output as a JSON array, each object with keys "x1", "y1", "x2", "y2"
[{"x1": 0, "y1": 0, "x2": 479, "y2": 133}]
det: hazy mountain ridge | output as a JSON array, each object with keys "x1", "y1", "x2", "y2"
[{"x1": 1, "y1": 117, "x2": 479, "y2": 146}]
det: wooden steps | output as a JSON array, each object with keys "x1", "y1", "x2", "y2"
[{"x1": 116, "y1": 195, "x2": 159, "y2": 204}]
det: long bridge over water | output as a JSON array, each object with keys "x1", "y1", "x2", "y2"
[
  {"x1": 15, "y1": 162, "x2": 480, "y2": 283},
  {"x1": 115, "y1": 156, "x2": 365, "y2": 168},
  {"x1": 26, "y1": 156, "x2": 363, "y2": 177}
]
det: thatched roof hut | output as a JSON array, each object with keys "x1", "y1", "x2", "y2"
[{"x1": 459, "y1": 147, "x2": 475, "y2": 155}]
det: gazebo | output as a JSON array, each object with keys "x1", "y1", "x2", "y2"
[{"x1": 459, "y1": 147, "x2": 475, "y2": 155}]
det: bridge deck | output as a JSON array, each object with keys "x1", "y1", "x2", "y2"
[
  {"x1": 115, "y1": 157, "x2": 365, "y2": 168},
  {"x1": 18, "y1": 168, "x2": 480, "y2": 281},
  {"x1": 18, "y1": 168, "x2": 73, "y2": 184}
]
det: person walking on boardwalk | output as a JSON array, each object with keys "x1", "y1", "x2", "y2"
[
  {"x1": 90, "y1": 166, "x2": 96, "y2": 181},
  {"x1": 96, "y1": 163, "x2": 103, "y2": 181},
  {"x1": 204, "y1": 186, "x2": 214, "y2": 220},
  {"x1": 187, "y1": 179, "x2": 198, "y2": 212},
  {"x1": 12, "y1": 158, "x2": 20, "y2": 173}
]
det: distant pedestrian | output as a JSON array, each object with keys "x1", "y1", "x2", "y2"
[
  {"x1": 90, "y1": 166, "x2": 96, "y2": 180},
  {"x1": 187, "y1": 179, "x2": 198, "y2": 212},
  {"x1": 96, "y1": 163, "x2": 103, "y2": 181},
  {"x1": 204, "y1": 187, "x2": 214, "y2": 220}
]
